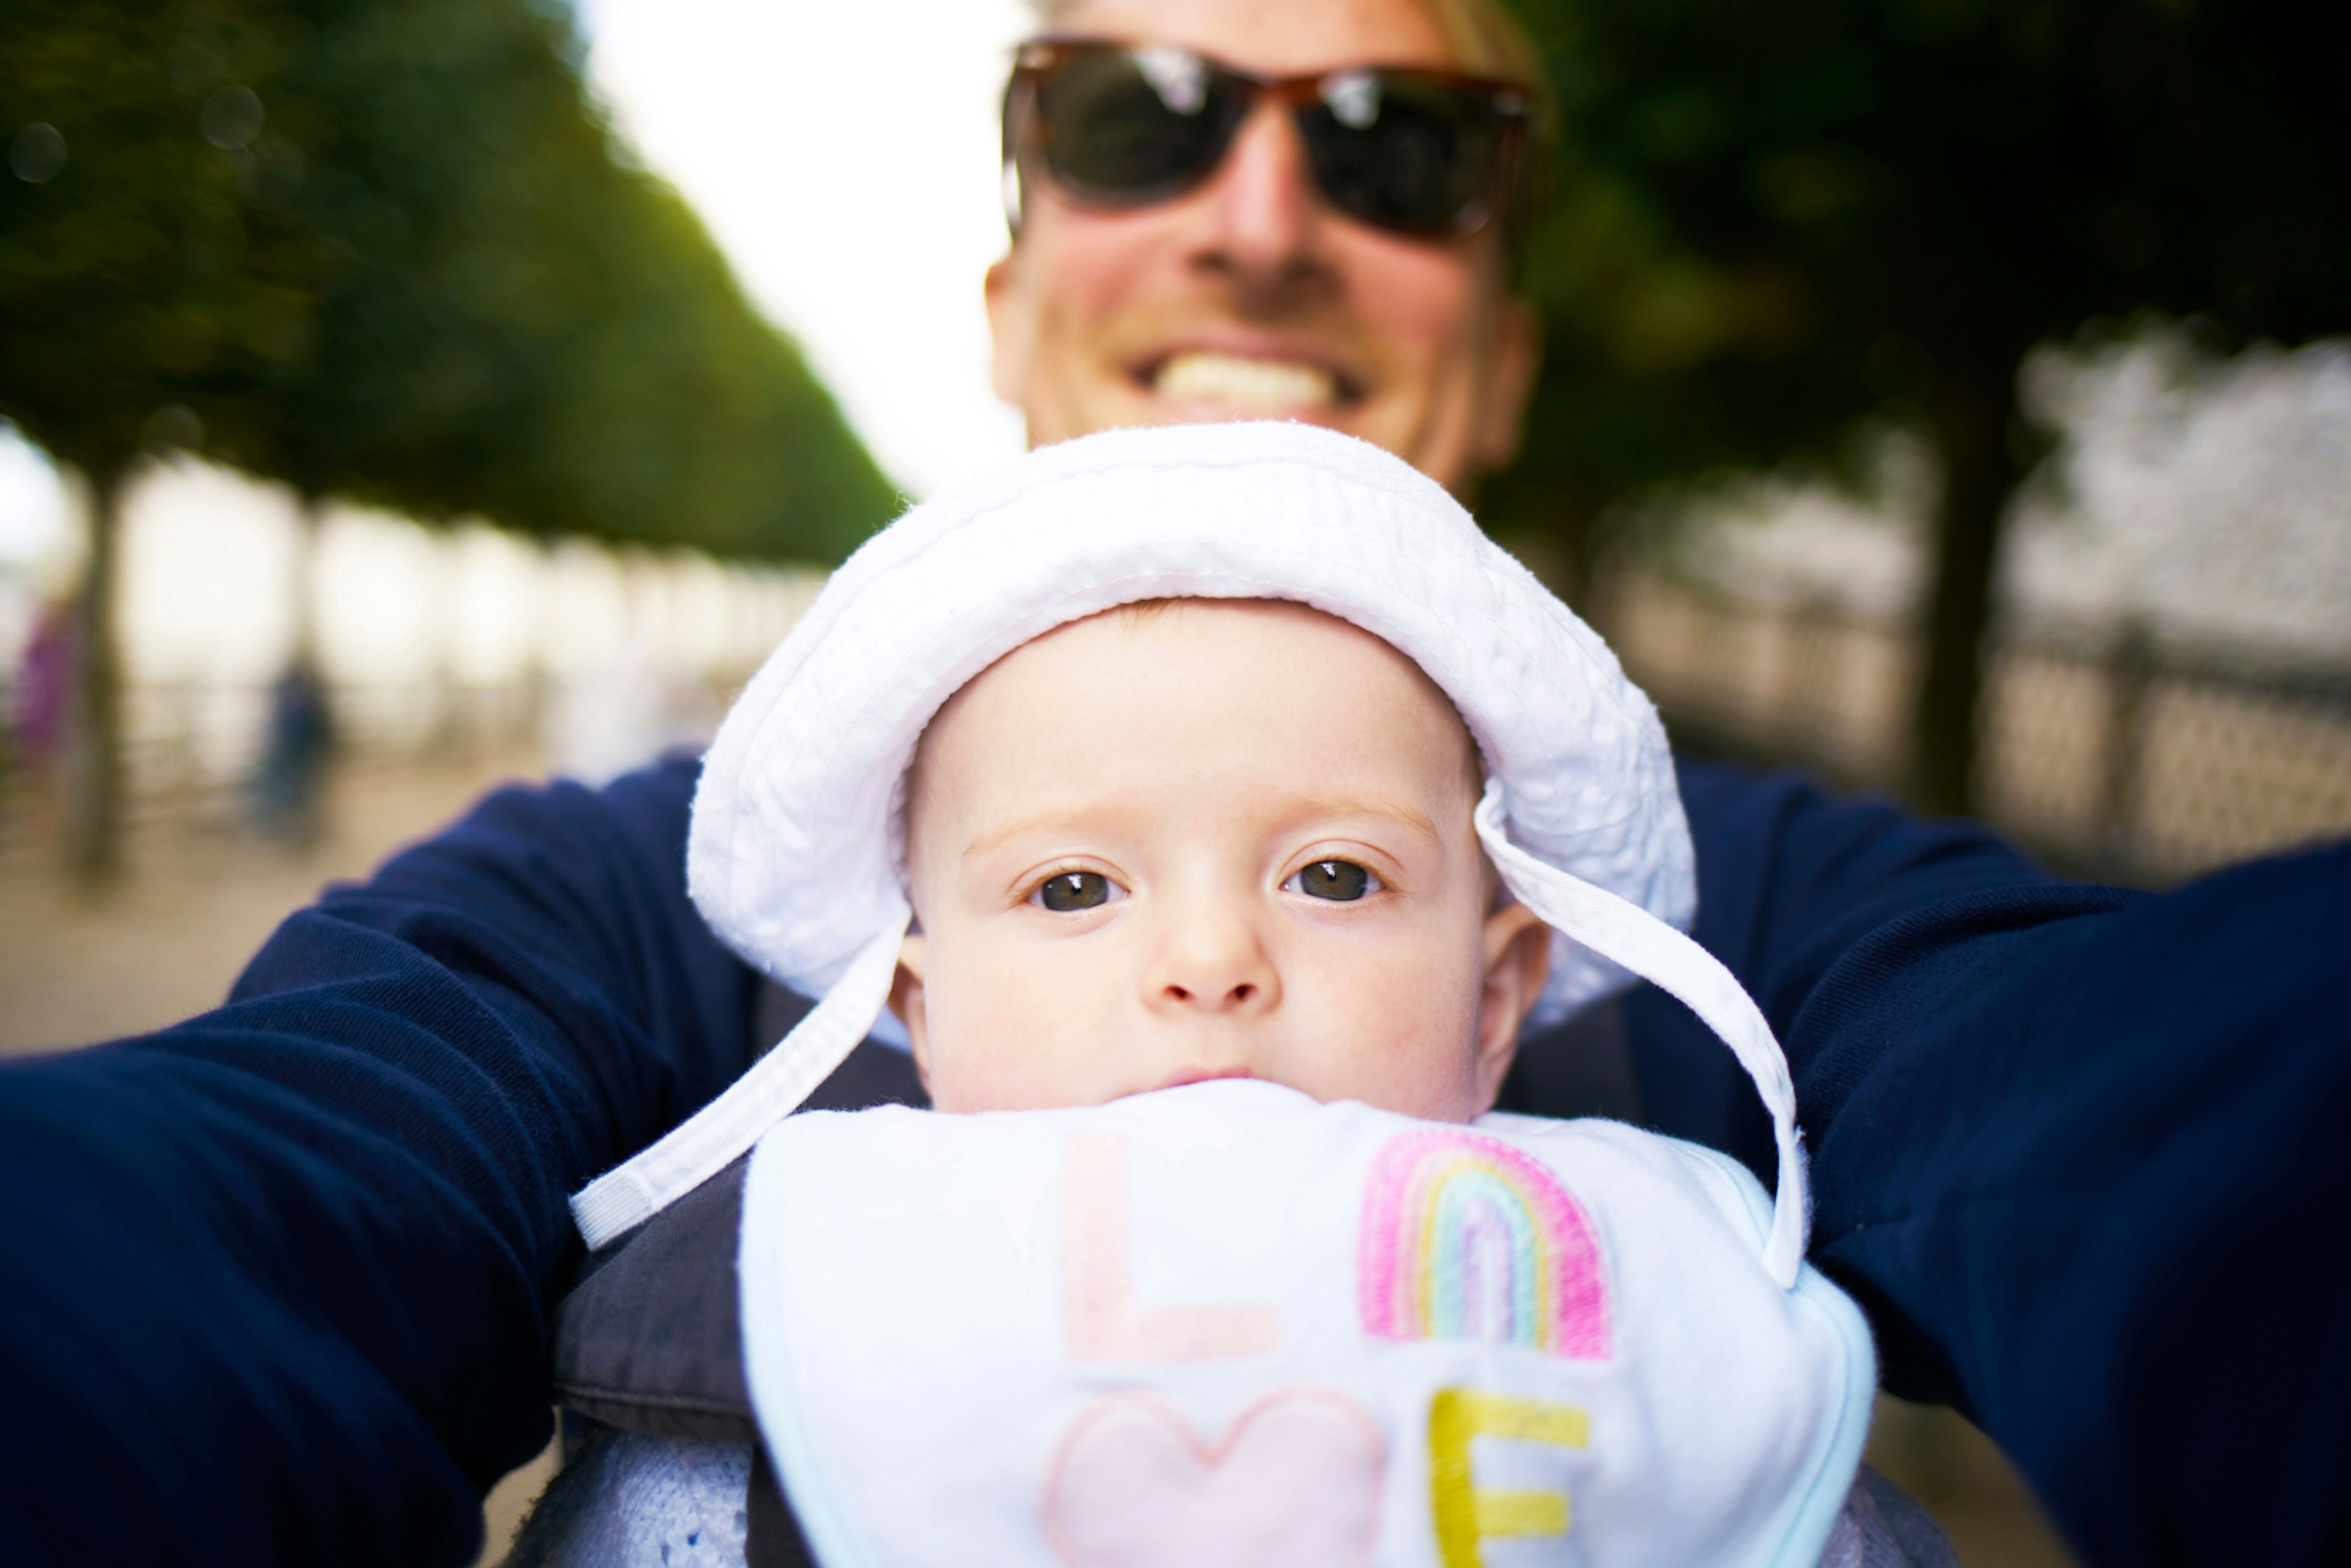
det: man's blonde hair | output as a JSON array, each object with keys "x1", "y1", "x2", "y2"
[{"x1": 1024, "y1": 0, "x2": 1547, "y2": 89}]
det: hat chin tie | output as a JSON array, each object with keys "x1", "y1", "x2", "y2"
[
  {"x1": 1473, "y1": 781, "x2": 1810, "y2": 1289},
  {"x1": 571, "y1": 901, "x2": 912, "y2": 1251}
]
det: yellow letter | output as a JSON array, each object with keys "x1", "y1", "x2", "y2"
[{"x1": 1428, "y1": 1389, "x2": 1589, "y2": 1568}]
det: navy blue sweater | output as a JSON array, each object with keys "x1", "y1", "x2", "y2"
[{"x1": 1, "y1": 757, "x2": 2343, "y2": 1566}]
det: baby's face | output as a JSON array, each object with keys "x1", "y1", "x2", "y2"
[{"x1": 894, "y1": 599, "x2": 1550, "y2": 1122}]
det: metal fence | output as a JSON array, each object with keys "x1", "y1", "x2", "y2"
[
  {"x1": 114, "y1": 678, "x2": 546, "y2": 817},
  {"x1": 0, "y1": 673, "x2": 552, "y2": 851},
  {"x1": 1592, "y1": 566, "x2": 2351, "y2": 886},
  {"x1": 11, "y1": 576, "x2": 2350, "y2": 888}
]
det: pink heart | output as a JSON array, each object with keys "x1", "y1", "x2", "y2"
[{"x1": 1044, "y1": 1389, "x2": 1386, "y2": 1568}]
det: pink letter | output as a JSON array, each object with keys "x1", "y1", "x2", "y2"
[{"x1": 1063, "y1": 1136, "x2": 1283, "y2": 1361}]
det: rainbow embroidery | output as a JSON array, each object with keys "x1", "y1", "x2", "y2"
[{"x1": 1358, "y1": 1130, "x2": 1610, "y2": 1359}]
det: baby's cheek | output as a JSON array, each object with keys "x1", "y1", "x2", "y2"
[
  {"x1": 1294, "y1": 945, "x2": 1485, "y2": 1119},
  {"x1": 925, "y1": 940, "x2": 1122, "y2": 1112}
]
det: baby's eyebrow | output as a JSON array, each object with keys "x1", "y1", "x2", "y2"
[
  {"x1": 1285, "y1": 796, "x2": 1444, "y2": 842},
  {"x1": 960, "y1": 796, "x2": 1444, "y2": 861},
  {"x1": 963, "y1": 808, "x2": 1106, "y2": 860}
]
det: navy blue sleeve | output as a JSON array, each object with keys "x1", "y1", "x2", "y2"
[
  {"x1": 1642, "y1": 759, "x2": 2351, "y2": 1566},
  {"x1": 4, "y1": 748, "x2": 2342, "y2": 1566},
  {"x1": 0, "y1": 757, "x2": 756, "y2": 1567}
]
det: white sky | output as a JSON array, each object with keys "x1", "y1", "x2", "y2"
[
  {"x1": 0, "y1": 426, "x2": 72, "y2": 576},
  {"x1": 579, "y1": 0, "x2": 1033, "y2": 499}
]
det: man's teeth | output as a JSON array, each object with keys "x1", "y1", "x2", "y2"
[{"x1": 1153, "y1": 352, "x2": 1338, "y2": 411}]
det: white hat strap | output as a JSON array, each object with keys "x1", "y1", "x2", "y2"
[
  {"x1": 572, "y1": 791, "x2": 1812, "y2": 1279},
  {"x1": 1473, "y1": 783, "x2": 1810, "y2": 1288},
  {"x1": 571, "y1": 901, "x2": 912, "y2": 1250}
]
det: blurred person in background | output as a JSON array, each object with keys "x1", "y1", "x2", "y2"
[
  {"x1": 1, "y1": 2, "x2": 2344, "y2": 1567},
  {"x1": 11, "y1": 591, "x2": 72, "y2": 782},
  {"x1": 248, "y1": 655, "x2": 336, "y2": 848},
  {"x1": 3, "y1": 591, "x2": 73, "y2": 847}
]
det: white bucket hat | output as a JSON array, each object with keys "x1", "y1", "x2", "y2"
[{"x1": 570, "y1": 421, "x2": 1807, "y2": 1289}]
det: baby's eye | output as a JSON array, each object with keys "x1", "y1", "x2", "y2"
[
  {"x1": 1030, "y1": 871, "x2": 1125, "y2": 912},
  {"x1": 1287, "y1": 860, "x2": 1379, "y2": 901}
]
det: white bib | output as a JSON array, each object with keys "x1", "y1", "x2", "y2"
[{"x1": 740, "y1": 1081, "x2": 1873, "y2": 1568}]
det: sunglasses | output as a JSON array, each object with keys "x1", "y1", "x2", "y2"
[{"x1": 1003, "y1": 39, "x2": 1533, "y2": 239}]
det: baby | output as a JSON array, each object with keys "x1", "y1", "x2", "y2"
[
  {"x1": 514, "y1": 424, "x2": 1954, "y2": 1568},
  {"x1": 890, "y1": 594, "x2": 1548, "y2": 1121}
]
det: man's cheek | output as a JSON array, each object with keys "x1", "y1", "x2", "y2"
[{"x1": 1037, "y1": 222, "x2": 1148, "y2": 326}]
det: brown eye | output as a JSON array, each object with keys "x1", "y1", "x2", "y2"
[
  {"x1": 1034, "y1": 871, "x2": 1120, "y2": 911},
  {"x1": 1288, "y1": 860, "x2": 1376, "y2": 901}
]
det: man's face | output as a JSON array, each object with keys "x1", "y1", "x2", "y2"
[
  {"x1": 985, "y1": 0, "x2": 1538, "y2": 493},
  {"x1": 894, "y1": 600, "x2": 1550, "y2": 1122}
]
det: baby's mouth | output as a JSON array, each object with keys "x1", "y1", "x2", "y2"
[
  {"x1": 1154, "y1": 1065, "x2": 1258, "y2": 1092},
  {"x1": 1145, "y1": 351, "x2": 1352, "y2": 414}
]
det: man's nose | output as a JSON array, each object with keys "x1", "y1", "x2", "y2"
[
  {"x1": 1190, "y1": 101, "x2": 1329, "y2": 299},
  {"x1": 1142, "y1": 895, "x2": 1281, "y2": 1016}
]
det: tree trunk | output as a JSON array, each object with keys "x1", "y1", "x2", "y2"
[
  {"x1": 291, "y1": 498, "x2": 322, "y2": 672},
  {"x1": 1913, "y1": 373, "x2": 2020, "y2": 818},
  {"x1": 62, "y1": 465, "x2": 126, "y2": 887}
]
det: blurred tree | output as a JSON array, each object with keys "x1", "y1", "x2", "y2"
[
  {"x1": 0, "y1": 0, "x2": 303, "y2": 882},
  {"x1": 236, "y1": 0, "x2": 898, "y2": 561},
  {"x1": 1489, "y1": 0, "x2": 2350, "y2": 813},
  {"x1": 1, "y1": 0, "x2": 894, "y2": 882}
]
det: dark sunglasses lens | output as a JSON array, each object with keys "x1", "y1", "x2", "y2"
[
  {"x1": 1301, "y1": 76, "x2": 1510, "y2": 234},
  {"x1": 1036, "y1": 50, "x2": 1242, "y2": 201}
]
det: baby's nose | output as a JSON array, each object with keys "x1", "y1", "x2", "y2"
[
  {"x1": 1159, "y1": 974, "x2": 1262, "y2": 1010},
  {"x1": 1142, "y1": 902, "x2": 1280, "y2": 1016}
]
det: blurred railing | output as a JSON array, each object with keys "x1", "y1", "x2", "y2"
[
  {"x1": 1593, "y1": 565, "x2": 2351, "y2": 886},
  {"x1": 121, "y1": 677, "x2": 547, "y2": 796},
  {"x1": 0, "y1": 675, "x2": 558, "y2": 845},
  {"x1": 11, "y1": 574, "x2": 2350, "y2": 888}
]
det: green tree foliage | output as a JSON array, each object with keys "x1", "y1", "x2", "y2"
[
  {"x1": 1489, "y1": 0, "x2": 2349, "y2": 811},
  {"x1": 2, "y1": 0, "x2": 896, "y2": 878},
  {"x1": 234, "y1": 0, "x2": 898, "y2": 560}
]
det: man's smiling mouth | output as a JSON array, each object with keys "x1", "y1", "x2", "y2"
[{"x1": 1146, "y1": 350, "x2": 1356, "y2": 413}]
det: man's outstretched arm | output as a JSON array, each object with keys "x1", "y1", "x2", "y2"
[
  {"x1": 0, "y1": 757, "x2": 754, "y2": 1567},
  {"x1": 1646, "y1": 760, "x2": 2350, "y2": 1566},
  {"x1": 6, "y1": 751, "x2": 2341, "y2": 1566}
]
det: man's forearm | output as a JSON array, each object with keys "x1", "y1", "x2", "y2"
[
  {"x1": 0, "y1": 759, "x2": 754, "y2": 1566},
  {"x1": 1658, "y1": 760, "x2": 2350, "y2": 1564},
  {"x1": 1806, "y1": 844, "x2": 2350, "y2": 1566}
]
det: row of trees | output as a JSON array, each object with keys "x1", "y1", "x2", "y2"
[
  {"x1": 2, "y1": 0, "x2": 898, "y2": 879},
  {"x1": 1491, "y1": 0, "x2": 2349, "y2": 812}
]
